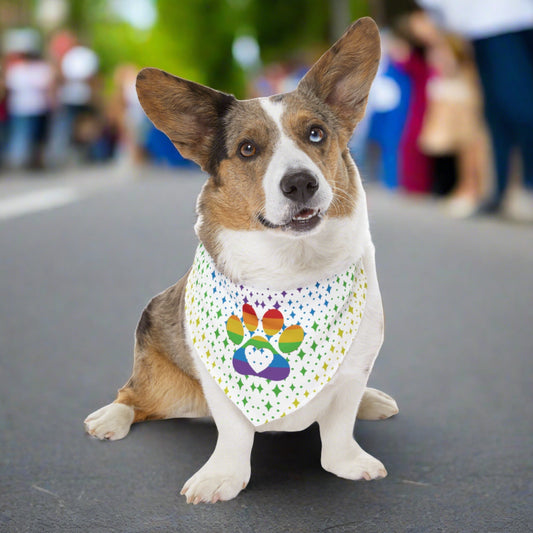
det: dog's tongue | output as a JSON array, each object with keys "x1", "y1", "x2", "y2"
[{"x1": 292, "y1": 209, "x2": 316, "y2": 221}]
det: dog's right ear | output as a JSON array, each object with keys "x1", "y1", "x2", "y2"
[{"x1": 136, "y1": 68, "x2": 236, "y2": 174}]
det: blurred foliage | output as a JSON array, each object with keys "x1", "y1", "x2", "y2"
[
  {"x1": 73, "y1": 0, "x2": 371, "y2": 97},
  {"x1": 2, "y1": 0, "x2": 373, "y2": 97}
]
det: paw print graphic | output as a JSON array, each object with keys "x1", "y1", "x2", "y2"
[{"x1": 226, "y1": 304, "x2": 304, "y2": 381}]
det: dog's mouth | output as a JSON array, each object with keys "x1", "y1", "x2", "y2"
[
  {"x1": 288, "y1": 208, "x2": 322, "y2": 232},
  {"x1": 258, "y1": 208, "x2": 323, "y2": 233}
]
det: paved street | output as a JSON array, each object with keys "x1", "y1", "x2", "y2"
[{"x1": 0, "y1": 165, "x2": 532, "y2": 532}]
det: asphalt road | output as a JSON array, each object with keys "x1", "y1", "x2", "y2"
[{"x1": 1, "y1": 166, "x2": 532, "y2": 532}]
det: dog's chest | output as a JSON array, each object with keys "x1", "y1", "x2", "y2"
[{"x1": 185, "y1": 244, "x2": 368, "y2": 426}]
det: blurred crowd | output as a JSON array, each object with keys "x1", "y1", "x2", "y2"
[
  {"x1": 357, "y1": 2, "x2": 533, "y2": 222},
  {"x1": 356, "y1": 9, "x2": 493, "y2": 219},
  {"x1": 1, "y1": 0, "x2": 532, "y2": 223},
  {"x1": 0, "y1": 28, "x2": 193, "y2": 174}
]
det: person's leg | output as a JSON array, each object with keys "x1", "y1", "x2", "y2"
[
  {"x1": 6, "y1": 115, "x2": 33, "y2": 169},
  {"x1": 474, "y1": 30, "x2": 533, "y2": 207},
  {"x1": 515, "y1": 30, "x2": 533, "y2": 191},
  {"x1": 380, "y1": 139, "x2": 400, "y2": 189},
  {"x1": 484, "y1": 109, "x2": 513, "y2": 206},
  {"x1": 0, "y1": 120, "x2": 6, "y2": 166},
  {"x1": 31, "y1": 113, "x2": 48, "y2": 169},
  {"x1": 45, "y1": 105, "x2": 76, "y2": 167},
  {"x1": 473, "y1": 37, "x2": 509, "y2": 206},
  {"x1": 500, "y1": 30, "x2": 533, "y2": 220},
  {"x1": 516, "y1": 122, "x2": 533, "y2": 192},
  {"x1": 399, "y1": 136, "x2": 433, "y2": 193},
  {"x1": 432, "y1": 155, "x2": 457, "y2": 196}
]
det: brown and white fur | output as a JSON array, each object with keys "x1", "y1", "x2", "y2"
[{"x1": 84, "y1": 18, "x2": 399, "y2": 504}]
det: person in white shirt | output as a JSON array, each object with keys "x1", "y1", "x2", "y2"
[
  {"x1": 45, "y1": 44, "x2": 99, "y2": 167},
  {"x1": 5, "y1": 53, "x2": 53, "y2": 169}
]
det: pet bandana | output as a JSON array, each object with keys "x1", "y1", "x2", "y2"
[{"x1": 185, "y1": 244, "x2": 367, "y2": 426}]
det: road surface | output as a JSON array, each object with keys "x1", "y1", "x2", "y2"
[{"x1": 1, "y1": 166, "x2": 531, "y2": 532}]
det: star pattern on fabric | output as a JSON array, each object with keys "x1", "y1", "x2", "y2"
[{"x1": 184, "y1": 245, "x2": 367, "y2": 426}]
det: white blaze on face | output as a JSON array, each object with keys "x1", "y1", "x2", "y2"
[{"x1": 259, "y1": 98, "x2": 333, "y2": 226}]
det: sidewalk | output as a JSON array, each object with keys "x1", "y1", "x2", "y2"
[
  {"x1": 0, "y1": 163, "x2": 202, "y2": 221},
  {"x1": 0, "y1": 163, "x2": 136, "y2": 199}
]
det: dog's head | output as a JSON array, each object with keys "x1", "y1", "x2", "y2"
[{"x1": 136, "y1": 18, "x2": 380, "y2": 252}]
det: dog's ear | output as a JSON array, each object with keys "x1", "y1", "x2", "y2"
[
  {"x1": 136, "y1": 68, "x2": 236, "y2": 174},
  {"x1": 298, "y1": 17, "x2": 380, "y2": 134}
]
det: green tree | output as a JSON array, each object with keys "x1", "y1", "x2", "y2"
[{"x1": 62, "y1": 0, "x2": 371, "y2": 97}]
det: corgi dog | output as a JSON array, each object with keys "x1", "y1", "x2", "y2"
[{"x1": 84, "y1": 17, "x2": 399, "y2": 504}]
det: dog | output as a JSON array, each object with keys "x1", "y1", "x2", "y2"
[{"x1": 84, "y1": 17, "x2": 399, "y2": 504}]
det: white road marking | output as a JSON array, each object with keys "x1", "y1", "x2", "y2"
[{"x1": 0, "y1": 187, "x2": 80, "y2": 220}]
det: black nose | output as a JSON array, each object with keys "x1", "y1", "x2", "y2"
[{"x1": 280, "y1": 171, "x2": 319, "y2": 203}]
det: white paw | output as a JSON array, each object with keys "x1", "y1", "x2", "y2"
[
  {"x1": 357, "y1": 387, "x2": 399, "y2": 421},
  {"x1": 322, "y1": 448, "x2": 387, "y2": 481},
  {"x1": 180, "y1": 462, "x2": 251, "y2": 504},
  {"x1": 84, "y1": 402, "x2": 134, "y2": 441}
]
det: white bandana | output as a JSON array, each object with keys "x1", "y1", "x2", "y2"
[{"x1": 185, "y1": 245, "x2": 367, "y2": 426}]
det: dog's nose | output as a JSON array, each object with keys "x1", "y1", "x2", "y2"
[{"x1": 280, "y1": 172, "x2": 319, "y2": 203}]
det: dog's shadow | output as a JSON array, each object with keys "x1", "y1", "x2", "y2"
[
  {"x1": 136, "y1": 418, "x2": 322, "y2": 481},
  {"x1": 252, "y1": 424, "x2": 323, "y2": 483},
  {"x1": 133, "y1": 417, "x2": 386, "y2": 492}
]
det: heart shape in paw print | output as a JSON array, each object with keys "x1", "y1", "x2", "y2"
[
  {"x1": 245, "y1": 345, "x2": 274, "y2": 374},
  {"x1": 232, "y1": 336, "x2": 290, "y2": 380}
]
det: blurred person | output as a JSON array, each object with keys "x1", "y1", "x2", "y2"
[
  {"x1": 279, "y1": 60, "x2": 309, "y2": 93},
  {"x1": 0, "y1": 62, "x2": 7, "y2": 168},
  {"x1": 48, "y1": 30, "x2": 77, "y2": 65},
  {"x1": 109, "y1": 65, "x2": 192, "y2": 167},
  {"x1": 144, "y1": 123, "x2": 198, "y2": 168},
  {"x1": 76, "y1": 108, "x2": 116, "y2": 162},
  {"x1": 109, "y1": 64, "x2": 148, "y2": 166},
  {"x1": 419, "y1": 0, "x2": 533, "y2": 221},
  {"x1": 419, "y1": 34, "x2": 492, "y2": 216},
  {"x1": 4, "y1": 45, "x2": 54, "y2": 170},
  {"x1": 364, "y1": 29, "x2": 412, "y2": 190},
  {"x1": 250, "y1": 63, "x2": 288, "y2": 97},
  {"x1": 45, "y1": 39, "x2": 100, "y2": 167},
  {"x1": 392, "y1": 9, "x2": 439, "y2": 194}
]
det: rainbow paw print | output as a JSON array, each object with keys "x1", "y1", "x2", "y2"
[{"x1": 226, "y1": 304, "x2": 304, "y2": 381}]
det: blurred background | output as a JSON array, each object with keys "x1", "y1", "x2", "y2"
[
  {"x1": 0, "y1": 0, "x2": 532, "y2": 221},
  {"x1": 1, "y1": 2, "x2": 532, "y2": 530}
]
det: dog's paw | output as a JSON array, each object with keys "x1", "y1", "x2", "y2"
[
  {"x1": 180, "y1": 463, "x2": 251, "y2": 504},
  {"x1": 322, "y1": 448, "x2": 387, "y2": 481},
  {"x1": 357, "y1": 387, "x2": 399, "y2": 421},
  {"x1": 84, "y1": 402, "x2": 134, "y2": 440}
]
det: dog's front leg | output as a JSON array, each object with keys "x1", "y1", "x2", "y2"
[
  {"x1": 318, "y1": 243, "x2": 386, "y2": 480},
  {"x1": 181, "y1": 362, "x2": 254, "y2": 504},
  {"x1": 181, "y1": 419, "x2": 253, "y2": 504},
  {"x1": 318, "y1": 379, "x2": 387, "y2": 481},
  {"x1": 318, "y1": 245, "x2": 387, "y2": 481}
]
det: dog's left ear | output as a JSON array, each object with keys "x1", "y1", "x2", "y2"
[
  {"x1": 136, "y1": 68, "x2": 236, "y2": 174},
  {"x1": 298, "y1": 17, "x2": 380, "y2": 135}
]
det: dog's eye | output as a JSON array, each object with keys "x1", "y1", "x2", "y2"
[
  {"x1": 309, "y1": 127, "x2": 325, "y2": 143},
  {"x1": 239, "y1": 142, "x2": 256, "y2": 158}
]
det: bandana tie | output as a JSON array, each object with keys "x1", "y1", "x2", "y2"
[{"x1": 185, "y1": 245, "x2": 367, "y2": 426}]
